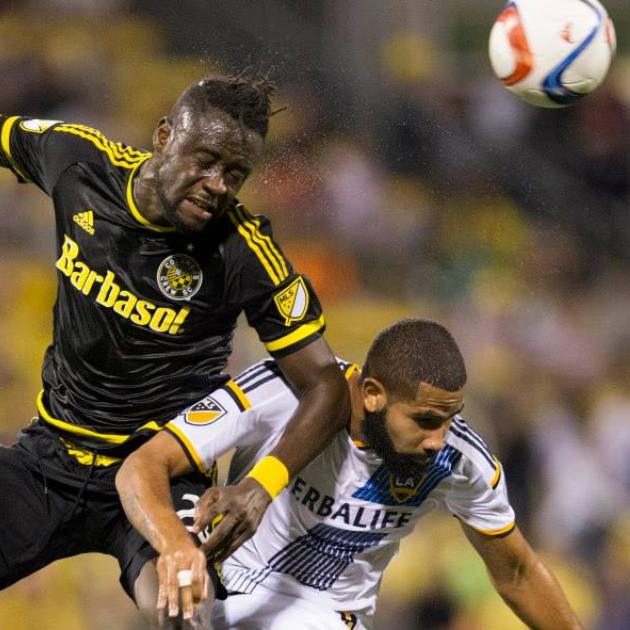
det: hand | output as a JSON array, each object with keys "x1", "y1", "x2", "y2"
[
  {"x1": 193, "y1": 477, "x2": 272, "y2": 562},
  {"x1": 156, "y1": 540, "x2": 208, "y2": 621}
]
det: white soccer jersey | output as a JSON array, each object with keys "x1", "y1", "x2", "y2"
[{"x1": 165, "y1": 359, "x2": 515, "y2": 620}]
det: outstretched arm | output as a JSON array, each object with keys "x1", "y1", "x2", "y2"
[
  {"x1": 461, "y1": 522, "x2": 583, "y2": 629},
  {"x1": 115, "y1": 432, "x2": 207, "y2": 620},
  {"x1": 195, "y1": 337, "x2": 350, "y2": 559}
]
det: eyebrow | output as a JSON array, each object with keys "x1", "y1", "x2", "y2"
[{"x1": 412, "y1": 404, "x2": 465, "y2": 422}]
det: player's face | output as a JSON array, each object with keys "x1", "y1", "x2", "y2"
[
  {"x1": 154, "y1": 107, "x2": 264, "y2": 234},
  {"x1": 361, "y1": 381, "x2": 464, "y2": 476}
]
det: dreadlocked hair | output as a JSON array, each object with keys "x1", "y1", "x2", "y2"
[
  {"x1": 362, "y1": 319, "x2": 467, "y2": 400},
  {"x1": 175, "y1": 69, "x2": 276, "y2": 138}
]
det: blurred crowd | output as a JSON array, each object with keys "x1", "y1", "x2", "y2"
[{"x1": 0, "y1": 1, "x2": 629, "y2": 629}]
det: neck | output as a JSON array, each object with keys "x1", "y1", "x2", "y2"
[
  {"x1": 348, "y1": 372, "x2": 366, "y2": 441},
  {"x1": 133, "y1": 157, "x2": 170, "y2": 227}
]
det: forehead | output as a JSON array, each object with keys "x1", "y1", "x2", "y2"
[
  {"x1": 402, "y1": 381, "x2": 464, "y2": 415},
  {"x1": 175, "y1": 107, "x2": 264, "y2": 160}
]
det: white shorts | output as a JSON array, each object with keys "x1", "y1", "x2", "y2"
[{"x1": 212, "y1": 591, "x2": 370, "y2": 629}]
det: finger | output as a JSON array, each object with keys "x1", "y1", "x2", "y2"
[
  {"x1": 210, "y1": 516, "x2": 250, "y2": 561},
  {"x1": 214, "y1": 523, "x2": 254, "y2": 563},
  {"x1": 166, "y1": 559, "x2": 179, "y2": 618},
  {"x1": 199, "y1": 512, "x2": 239, "y2": 555},
  {"x1": 193, "y1": 494, "x2": 225, "y2": 532},
  {"x1": 156, "y1": 559, "x2": 168, "y2": 611},
  {"x1": 191, "y1": 551, "x2": 208, "y2": 604},
  {"x1": 181, "y1": 585, "x2": 194, "y2": 620},
  {"x1": 193, "y1": 487, "x2": 221, "y2": 518}
]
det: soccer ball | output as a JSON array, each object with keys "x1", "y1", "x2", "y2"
[{"x1": 488, "y1": 0, "x2": 616, "y2": 108}]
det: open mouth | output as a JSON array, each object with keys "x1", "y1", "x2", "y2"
[{"x1": 184, "y1": 198, "x2": 215, "y2": 221}]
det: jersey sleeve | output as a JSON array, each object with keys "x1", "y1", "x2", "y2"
[
  {"x1": 0, "y1": 115, "x2": 106, "y2": 195},
  {"x1": 444, "y1": 419, "x2": 516, "y2": 536},
  {"x1": 225, "y1": 205, "x2": 326, "y2": 358},
  {"x1": 164, "y1": 368, "x2": 298, "y2": 475}
]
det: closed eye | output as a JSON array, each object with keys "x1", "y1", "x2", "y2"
[{"x1": 227, "y1": 168, "x2": 248, "y2": 182}]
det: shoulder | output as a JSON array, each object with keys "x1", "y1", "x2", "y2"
[
  {"x1": 222, "y1": 203, "x2": 289, "y2": 278},
  {"x1": 230, "y1": 359, "x2": 297, "y2": 410},
  {"x1": 49, "y1": 122, "x2": 150, "y2": 170},
  {"x1": 446, "y1": 416, "x2": 502, "y2": 489}
]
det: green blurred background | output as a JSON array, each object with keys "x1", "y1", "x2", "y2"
[{"x1": 0, "y1": 1, "x2": 629, "y2": 628}]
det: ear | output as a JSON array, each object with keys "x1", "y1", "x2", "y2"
[
  {"x1": 153, "y1": 117, "x2": 172, "y2": 153},
  {"x1": 361, "y1": 378, "x2": 387, "y2": 413}
]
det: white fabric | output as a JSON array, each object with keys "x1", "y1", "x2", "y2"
[{"x1": 213, "y1": 589, "x2": 370, "y2": 629}]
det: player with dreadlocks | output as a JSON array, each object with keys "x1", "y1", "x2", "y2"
[{"x1": 0, "y1": 72, "x2": 349, "y2": 627}]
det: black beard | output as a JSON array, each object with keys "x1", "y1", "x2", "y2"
[{"x1": 360, "y1": 409, "x2": 428, "y2": 478}]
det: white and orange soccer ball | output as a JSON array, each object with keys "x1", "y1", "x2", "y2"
[{"x1": 489, "y1": 0, "x2": 616, "y2": 108}]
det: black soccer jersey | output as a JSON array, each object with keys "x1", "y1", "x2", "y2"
[{"x1": 0, "y1": 116, "x2": 325, "y2": 455}]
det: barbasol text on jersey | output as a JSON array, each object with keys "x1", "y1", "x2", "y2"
[{"x1": 55, "y1": 235, "x2": 189, "y2": 335}]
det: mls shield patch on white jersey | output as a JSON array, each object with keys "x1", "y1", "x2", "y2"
[{"x1": 185, "y1": 398, "x2": 226, "y2": 426}]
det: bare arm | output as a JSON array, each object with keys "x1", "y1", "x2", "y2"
[
  {"x1": 195, "y1": 337, "x2": 350, "y2": 559},
  {"x1": 115, "y1": 432, "x2": 207, "y2": 619},
  {"x1": 270, "y1": 336, "x2": 350, "y2": 474},
  {"x1": 461, "y1": 522, "x2": 583, "y2": 629},
  {"x1": 116, "y1": 431, "x2": 193, "y2": 554}
]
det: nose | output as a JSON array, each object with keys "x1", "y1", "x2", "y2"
[
  {"x1": 420, "y1": 429, "x2": 446, "y2": 455},
  {"x1": 202, "y1": 167, "x2": 228, "y2": 196}
]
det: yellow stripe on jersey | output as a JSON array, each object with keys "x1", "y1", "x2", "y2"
[
  {"x1": 471, "y1": 520, "x2": 516, "y2": 537},
  {"x1": 59, "y1": 438, "x2": 122, "y2": 467},
  {"x1": 165, "y1": 422, "x2": 207, "y2": 474},
  {"x1": 225, "y1": 380, "x2": 252, "y2": 410},
  {"x1": 53, "y1": 124, "x2": 148, "y2": 169},
  {"x1": 490, "y1": 456, "x2": 502, "y2": 489},
  {"x1": 344, "y1": 363, "x2": 361, "y2": 380},
  {"x1": 228, "y1": 205, "x2": 289, "y2": 286},
  {"x1": 236, "y1": 204, "x2": 288, "y2": 280},
  {"x1": 264, "y1": 314, "x2": 325, "y2": 353},
  {"x1": 125, "y1": 156, "x2": 176, "y2": 232},
  {"x1": 228, "y1": 207, "x2": 280, "y2": 285},
  {"x1": 1, "y1": 116, "x2": 31, "y2": 182},
  {"x1": 37, "y1": 390, "x2": 163, "y2": 444}
]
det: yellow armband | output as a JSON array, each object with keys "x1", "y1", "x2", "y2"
[{"x1": 246, "y1": 456, "x2": 290, "y2": 500}]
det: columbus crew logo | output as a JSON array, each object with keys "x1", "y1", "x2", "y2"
[{"x1": 157, "y1": 254, "x2": 203, "y2": 301}]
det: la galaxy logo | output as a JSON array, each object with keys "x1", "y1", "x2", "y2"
[
  {"x1": 388, "y1": 472, "x2": 426, "y2": 503},
  {"x1": 185, "y1": 398, "x2": 226, "y2": 426},
  {"x1": 157, "y1": 254, "x2": 202, "y2": 301},
  {"x1": 274, "y1": 276, "x2": 309, "y2": 326}
]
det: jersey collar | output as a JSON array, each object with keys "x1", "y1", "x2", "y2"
[{"x1": 126, "y1": 155, "x2": 176, "y2": 233}]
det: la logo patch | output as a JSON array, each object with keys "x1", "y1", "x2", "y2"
[
  {"x1": 274, "y1": 276, "x2": 309, "y2": 326},
  {"x1": 389, "y1": 472, "x2": 426, "y2": 503},
  {"x1": 185, "y1": 398, "x2": 226, "y2": 426}
]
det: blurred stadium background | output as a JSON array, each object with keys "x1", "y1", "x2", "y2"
[{"x1": 0, "y1": 0, "x2": 629, "y2": 628}]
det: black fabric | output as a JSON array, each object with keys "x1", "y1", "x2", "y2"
[
  {"x1": 0, "y1": 115, "x2": 323, "y2": 452},
  {"x1": 0, "y1": 422, "x2": 225, "y2": 601}
]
